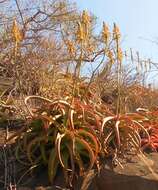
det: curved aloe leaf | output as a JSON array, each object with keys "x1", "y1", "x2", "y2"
[
  {"x1": 77, "y1": 129, "x2": 99, "y2": 158},
  {"x1": 101, "y1": 116, "x2": 115, "y2": 132},
  {"x1": 40, "y1": 142, "x2": 47, "y2": 164},
  {"x1": 75, "y1": 137, "x2": 95, "y2": 171},
  {"x1": 115, "y1": 120, "x2": 121, "y2": 148},
  {"x1": 55, "y1": 133, "x2": 66, "y2": 168},
  {"x1": 75, "y1": 151, "x2": 84, "y2": 175},
  {"x1": 48, "y1": 148, "x2": 59, "y2": 183},
  {"x1": 27, "y1": 136, "x2": 46, "y2": 164}
]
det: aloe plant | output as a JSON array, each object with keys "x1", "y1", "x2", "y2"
[{"x1": 8, "y1": 95, "x2": 100, "y2": 186}]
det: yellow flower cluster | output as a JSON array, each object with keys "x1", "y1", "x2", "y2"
[
  {"x1": 113, "y1": 23, "x2": 121, "y2": 41},
  {"x1": 102, "y1": 22, "x2": 110, "y2": 44},
  {"x1": 82, "y1": 10, "x2": 90, "y2": 27},
  {"x1": 76, "y1": 10, "x2": 91, "y2": 43},
  {"x1": 117, "y1": 47, "x2": 123, "y2": 62},
  {"x1": 107, "y1": 50, "x2": 114, "y2": 64},
  {"x1": 76, "y1": 22, "x2": 84, "y2": 42},
  {"x1": 113, "y1": 23, "x2": 123, "y2": 62},
  {"x1": 12, "y1": 19, "x2": 23, "y2": 43},
  {"x1": 66, "y1": 40, "x2": 75, "y2": 56}
]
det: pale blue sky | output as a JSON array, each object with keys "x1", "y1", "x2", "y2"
[{"x1": 77, "y1": 0, "x2": 158, "y2": 62}]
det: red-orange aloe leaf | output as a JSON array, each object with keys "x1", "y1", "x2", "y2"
[
  {"x1": 24, "y1": 96, "x2": 53, "y2": 116},
  {"x1": 55, "y1": 132, "x2": 66, "y2": 168},
  {"x1": 126, "y1": 113, "x2": 148, "y2": 122},
  {"x1": 101, "y1": 116, "x2": 115, "y2": 132},
  {"x1": 74, "y1": 99, "x2": 100, "y2": 129},
  {"x1": 132, "y1": 120, "x2": 150, "y2": 144},
  {"x1": 36, "y1": 115, "x2": 54, "y2": 130},
  {"x1": 129, "y1": 129, "x2": 141, "y2": 148},
  {"x1": 69, "y1": 109, "x2": 75, "y2": 130},
  {"x1": 127, "y1": 132, "x2": 140, "y2": 150},
  {"x1": 75, "y1": 137, "x2": 95, "y2": 171},
  {"x1": 115, "y1": 120, "x2": 121, "y2": 149},
  {"x1": 25, "y1": 96, "x2": 53, "y2": 105},
  {"x1": 104, "y1": 130, "x2": 113, "y2": 147},
  {"x1": 76, "y1": 129, "x2": 99, "y2": 158},
  {"x1": 50, "y1": 100, "x2": 74, "y2": 110}
]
